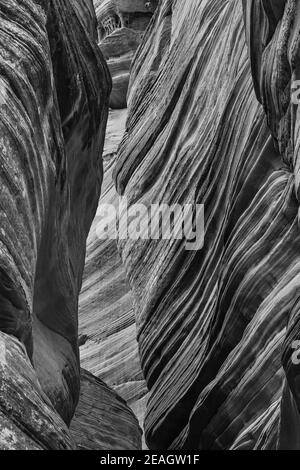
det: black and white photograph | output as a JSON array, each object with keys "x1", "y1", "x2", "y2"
[{"x1": 0, "y1": 0, "x2": 299, "y2": 458}]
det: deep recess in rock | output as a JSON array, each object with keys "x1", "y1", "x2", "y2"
[
  {"x1": 78, "y1": 109, "x2": 148, "y2": 447},
  {"x1": 94, "y1": 0, "x2": 159, "y2": 108}
]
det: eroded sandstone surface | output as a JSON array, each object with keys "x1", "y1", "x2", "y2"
[
  {"x1": 3, "y1": 0, "x2": 300, "y2": 452},
  {"x1": 0, "y1": 0, "x2": 111, "y2": 449},
  {"x1": 114, "y1": 0, "x2": 300, "y2": 449},
  {"x1": 70, "y1": 368, "x2": 142, "y2": 450},
  {"x1": 95, "y1": 0, "x2": 158, "y2": 108}
]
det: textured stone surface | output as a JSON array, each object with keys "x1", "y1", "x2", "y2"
[
  {"x1": 5, "y1": 0, "x2": 300, "y2": 452},
  {"x1": 244, "y1": 0, "x2": 300, "y2": 450},
  {"x1": 0, "y1": 331, "x2": 74, "y2": 450},
  {"x1": 0, "y1": 0, "x2": 110, "y2": 448},
  {"x1": 79, "y1": 109, "x2": 148, "y2": 442},
  {"x1": 114, "y1": 0, "x2": 300, "y2": 450},
  {"x1": 94, "y1": 0, "x2": 158, "y2": 108},
  {"x1": 70, "y1": 368, "x2": 142, "y2": 450}
]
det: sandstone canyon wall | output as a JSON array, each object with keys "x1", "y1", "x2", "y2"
[
  {"x1": 3, "y1": 0, "x2": 300, "y2": 452},
  {"x1": 0, "y1": 0, "x2": 142, "y2": 450},
  {"x1": 114, "y1": 0, "x2": 300, "y2": 450},
  {"x1": 94, "y1": 0, "x2": 158, "y2": 108}
]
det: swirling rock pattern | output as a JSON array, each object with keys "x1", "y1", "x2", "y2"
[
  {"x1": 94, "y1": 0, "x2": 158, "y2": 108},
  {"x1": 244, "y1": 0, "x2": 300, "y2": 450},
  {"x1": 0, "y1": 0, "x2": 110, "y2": 448},
  {"x1": 70, "y1": 368, "x2": 142, "y2": 450},
  {"x1": 115, "y1": 0, "x2": 300, "y2": 450},
  {"x1": 78, "y1": 109, "x2": 148, "y2": 443}
]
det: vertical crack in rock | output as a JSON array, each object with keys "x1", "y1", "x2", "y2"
[
  {"x1": 76, "y1": 1, "x2": 159, "y2": 448},
  {"x1": 77, "y1": 109, "x2": 147, "y2": 448}
]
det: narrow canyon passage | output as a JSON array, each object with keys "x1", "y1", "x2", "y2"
[
  {"x1": 2, "y1": 0, "x2": 300, "y2": 453},
  {"x1": 69, "y1": 0, "x2": 160, "y2": 449},
  {"x1": 71, "y1": 110, "x2": 148, "y2": 449}
]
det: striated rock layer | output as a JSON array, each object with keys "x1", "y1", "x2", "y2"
[
  {"x1": 94, "y1": 0, "x2": 158, "y2": 108},
  {"x1": 115, "y1": 0, "x2": 300, "y2": 450},
  {"x1": 70, "y1": 368, "x2": 142, "y2": 450},
  {"x1": 79, "y1": 110, "x2": 148, "y2": 441},
  {"x1": 0, "y1": 0, "x2": 110, "y2": 448}
]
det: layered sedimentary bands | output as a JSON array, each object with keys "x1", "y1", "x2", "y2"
[
  {"x1": 114, "y1": 0, "x2": 300, "y2": 450},
  {"x1": 4, "y1": 0, "x2": 300, "y2": 452},
  {"x1": 70, "y1": 369, "x2": 142, "y2": 450},
  {"x1": 94, "y1": 0, "x2": 158, "y2": 108},
  {"x1": 78, "y1": 110, "x2": 148, "y2": 442},
  {"x1": 0, "y1": 0, "x2": 142, "y2": 450}
]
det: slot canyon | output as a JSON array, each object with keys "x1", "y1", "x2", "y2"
[{"x1": 1, "y1": 0, "x2": 300, "y2": 451}]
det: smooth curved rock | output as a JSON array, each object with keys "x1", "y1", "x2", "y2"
[
  {"x1": 114, "y1": 0, "x2": 300, "y2": 449},
  {"x1": 0, "y1": 0, "x2": 110, "y2": 448},
  {"x1": 243, "y1": 0, "x2": 300, "y2": 450},
  {"x1": 70, "y1": 368, "x2": 142, "y2": 450},
  {"x1": 94, "y1": 0, "x2": 158, "y2": 108}
]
